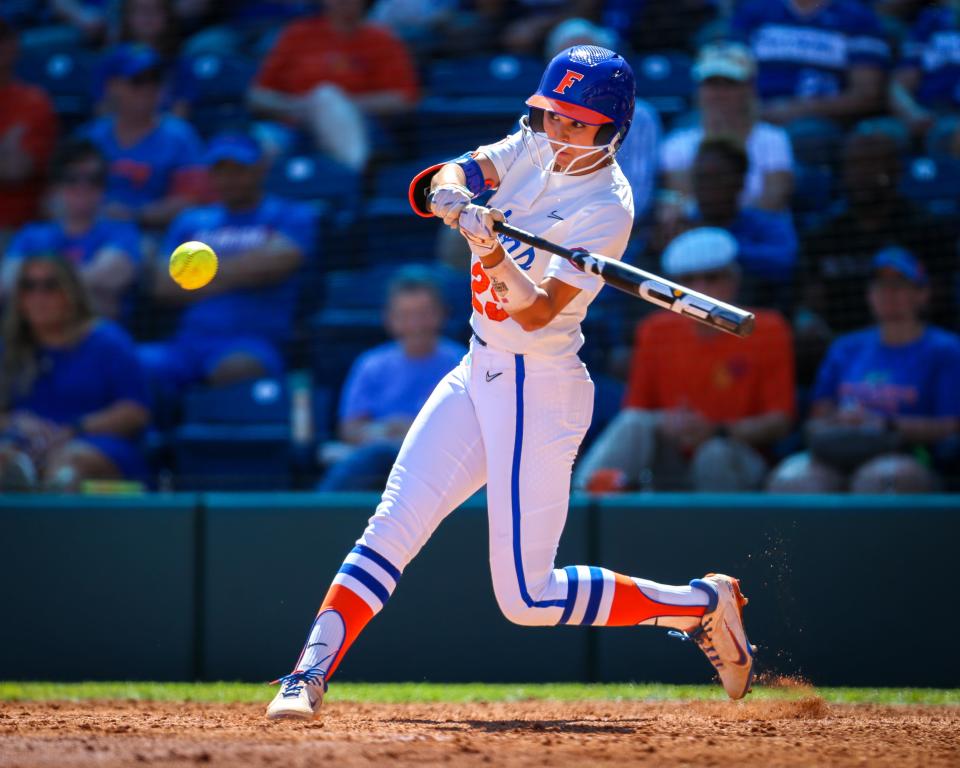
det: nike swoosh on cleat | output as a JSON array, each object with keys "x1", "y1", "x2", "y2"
[
  {"x1": 306, "y1": 642, "x2": 327, "y2": 649},
  {"x1": 725, "y1": 623, "x2": 749, "y2": 666}
]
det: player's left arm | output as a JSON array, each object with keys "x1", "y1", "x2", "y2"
[
  {"x1": 462, "y1": 199, "x2": 632, "y2": 331},
  {"x1": 460, "y1": 205, "x2": 581, "y2": 331},
  {"x1": 494, "y1": 273, "x2": 582, "y2": 333}
]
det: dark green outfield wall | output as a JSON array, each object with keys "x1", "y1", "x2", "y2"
[{"x1": 1, "y1": 493, "x2": 957, "y2": 687}]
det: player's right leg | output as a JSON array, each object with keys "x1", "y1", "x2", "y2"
[
  {"x1": 267, "y1": 358, "x2": 487, "y2": 719},
  {"x1": 476, "y1": 350, "x2": 754, "y2": 699}
]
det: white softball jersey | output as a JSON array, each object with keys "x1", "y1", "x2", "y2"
[
  {"x1": 470, "y1": 130, "x2": 635, "y2": 357},
  {"x1": 341, "y1": 132, "x2": 638, "y2": 628}
]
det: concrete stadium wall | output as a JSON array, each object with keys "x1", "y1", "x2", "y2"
[{"x1": 1, "y1": 493, "x2": 957, "y2": 687}]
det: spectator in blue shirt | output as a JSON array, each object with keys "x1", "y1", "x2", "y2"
[
  {"x1": 733, "y1": 0, "x2": 891, "y2": 149},
  {"x1": 319, "y1": 267, "x2": 467, "y2": 491},
  {"x1": 3, "y1": 139, "x2": 142, "y2": 324},
  {"x1": 140, "y1": 132, "x2": 312, "y2": 393},
  {"x1": 81, "y1": 44, "x2": 207, "y2": 231},
  {"x1": 891, "y1": 1, "x2": 960, "y2": 150},
  {"x1": 768, "y1": 247, "x2": 960, "y2": 493},
  {"x1": 0, "y1": 254, "x2": 149, "y2": 491},
  {"x1": 656, "y1": 136, "x2": 797, "y2": 310}
]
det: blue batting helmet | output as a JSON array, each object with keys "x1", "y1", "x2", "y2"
[{"x1": 526, "y1": 45, "x2": 636, "y2": 148}]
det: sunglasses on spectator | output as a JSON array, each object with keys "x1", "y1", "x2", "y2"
[
  {"x1": 20, "y1": 277, "x2": 62, "y2": 294},
  {"x1": 60, "y1": 171, "x2": 105, "y2": 187}
]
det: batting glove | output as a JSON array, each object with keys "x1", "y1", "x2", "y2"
[
  {"x1": 459, "y1": 205, "x2": 504, "y2": 254},
  {"x1": 428, "y1": 184, "x2": 473, "y2": 228}
]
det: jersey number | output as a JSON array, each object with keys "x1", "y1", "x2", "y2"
[{"x1": 471, "y1": 261, "x2": 509, "y2": 322}]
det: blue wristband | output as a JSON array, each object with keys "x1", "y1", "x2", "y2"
[{"x1": 455, "y1": 153, "x2": 488, "y2": 196}]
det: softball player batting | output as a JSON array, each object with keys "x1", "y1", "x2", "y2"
[{"x1": 267, "y1": 46, "x2": 754, "y2": 720}]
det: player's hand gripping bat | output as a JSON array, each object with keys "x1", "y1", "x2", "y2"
[
  {"x1": 407, "y1": 162, "x2": 754, "y2": 338},
  {"x1": 491, "y1": 220, "x2": 755, "y2": 338}
]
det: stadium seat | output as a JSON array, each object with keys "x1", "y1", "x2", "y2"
[
  {"x1": 360, "y1": 198, "x2": 439, "y2": 267},
  {"x1": 630, "y1": 51, "x2": 694, "y2": 116},
  {"x1": 417, "y1": 54, "x2": 536, "y2": 158},
  {"x1": 186, "y1": 53, "x2": 257, "y2": 105},
  {"x1": 899, "y1": 156, "x2": 960, "y2": 218},
  {"x1": 413, "y1": 109, "x2": 520, "y2": 163},
  {"x1": 373, "y1": 158, "x2": 448, "y2": 200},
  {"x1": 172, "y1": 377, "x2": 330, "y2": 490},
  {"x1": 426, "y1": 54, "x2": 543, "y2": 100},
  {"x1": 266, "y1": 152, "x2": 361, "y2": 225},
  {"x1": 14, "y1": 48, "x2": 97, "y2": 123}
]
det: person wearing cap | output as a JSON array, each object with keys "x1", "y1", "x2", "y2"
[
  {"x1": 3, "y1": 139, "x2": 142, "y2": 324},
  {"x1": 574, "y1": 227, "x2": 795, "y2": 493},
  {"x1": 659, "y1": 40, "x2": 794, "y2": 213},
  {"x1": 80, "y1": 44, "x2": 206, "y2": 230},
  {"x1": 548, "y1": 18, "x2": 661, "y2": 221},
  {"x1": 0, "y1": 19, "x2": 58, "y2": 243},
  {"x1": 139, "y1": 132, "x2": 314, "y2": 391},
  {"x1": 769, "y1": 247, "x2": 960, "y2": 493}
]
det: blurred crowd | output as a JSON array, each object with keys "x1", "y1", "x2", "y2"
[{"x1": 0, "y1": 0, "x2": 958, "y2": 494}]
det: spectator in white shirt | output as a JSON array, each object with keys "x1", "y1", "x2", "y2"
[{"x1": 659, "y1": 41, "x2": 795, "y2": 214}]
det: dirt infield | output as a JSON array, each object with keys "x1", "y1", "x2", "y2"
[{"x1": 1, "y1": 699, "x2": 959, "y2": 767}]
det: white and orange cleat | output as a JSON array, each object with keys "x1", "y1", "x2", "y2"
[
  {"x1": 674, "y1": 574, "x2": 756, "y2": 700},
  {"x1": 266, "y1": 668, "x2": 326, "y2": 720}
]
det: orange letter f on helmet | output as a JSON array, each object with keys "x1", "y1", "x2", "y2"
[{"x1": 553, "y1": 70, "x2": 584, "y2": 95}]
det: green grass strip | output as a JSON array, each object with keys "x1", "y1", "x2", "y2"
[{"x1": 1, "y1": 682, "x2": 959, "y2": 706}]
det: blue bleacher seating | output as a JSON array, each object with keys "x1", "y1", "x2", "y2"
[
  {"x1": 172, "y1": 377, "x2": 330, "y2": 490},
  {"x1": 360, "y1": 198, "x2": 439, "y2": 267},
  {"x1": 186, "y1": 53, "x2": 257, "y2": 105},
  {"x1": 413, "y1": 110, "x2": 520, "y2": 165},
  {"x1": 899, "y1": 156, "x2": 960, "y2": 218},
  {"x1": 417, "y1": 54, "x2": 537, "y2": 159},
  {"x1": 15, "y1": 48, "x2": 96, "y2": 121},
  {"x1": 630, "y1": 51, "x2": 694, "y2": 116},
  {"x1": 426, "y1": 54, "x2": 543, "y2": 100},
  {"x1": 266, "y1": 152, "x2": 361, "y2": 225}
]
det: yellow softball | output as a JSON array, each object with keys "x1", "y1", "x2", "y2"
[{"x1": 169, "y1": 241, "x2": 218, "y2": 290}]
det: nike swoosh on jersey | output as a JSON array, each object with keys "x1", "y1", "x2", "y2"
[
  {"x1": 486, "y1": 371, "x2": 503, "y2": 382},
  {"x1": 548, "y1": 210, "x2": 564, "y2": 221}
]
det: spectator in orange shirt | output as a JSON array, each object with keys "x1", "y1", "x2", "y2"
[
  {"x1": 0, "y1": 20, "x2": 58, "y2": 245},
  {"x1": 574, "y1": 228, "x2": 795, "y2": 492},
  {"x1": 248, "y1": 0, "x2": 420, "y2": 170}
]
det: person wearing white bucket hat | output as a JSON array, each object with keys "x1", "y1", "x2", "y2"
[{"x1": 574, "y1": 227, "x2": 795, "y2": 494}]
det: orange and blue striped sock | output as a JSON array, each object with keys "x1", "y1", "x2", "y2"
[
  {"x1": 557, "y1": 567, "x2": 714, "y2": 631},
  {"x1": 292, "y1": 544, "x2": 402, "y2": 681}
]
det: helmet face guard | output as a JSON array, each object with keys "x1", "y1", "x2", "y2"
[
  {"x1": 522, "y1": 45, "x2": 636, "y2": 176},
  {"x1": 519, "y1": 113, "x2": 618, "y2": 176}
]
